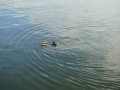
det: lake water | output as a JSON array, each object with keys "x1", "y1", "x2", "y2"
[{"x1": 0, "y1": 0, "x2": 120, "y2": 90}]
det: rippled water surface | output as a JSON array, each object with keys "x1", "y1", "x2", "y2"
[{"x1": 0, "y1": 0, "x2": 120, "y2": 90}]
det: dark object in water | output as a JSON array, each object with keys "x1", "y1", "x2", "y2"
[
  {"x1": 41, "y1": 42, "x2": 58, "y2": 46},
  {"x1": 52, "y1": 42, "x2": 57, "y2": 45}
]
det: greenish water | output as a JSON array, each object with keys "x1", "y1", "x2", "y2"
[{"x1": 0, "y1": 0, "x2": 120, "y2": 90}]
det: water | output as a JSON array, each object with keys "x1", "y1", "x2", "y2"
[{"x1": 0, "y1": 0, "x2": 120, "y2": 90}]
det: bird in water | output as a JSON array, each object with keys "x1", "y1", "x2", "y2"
[
  {"x1": 41, "y1": 42, "x2": 58, "y2": 46},
  {"x1": 41, "y1": 42, "x2": 49, "y2": 46}
]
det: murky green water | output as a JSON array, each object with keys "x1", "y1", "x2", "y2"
[{"x1": 0, "y1": 0, "x2": 120, "y2": 90}]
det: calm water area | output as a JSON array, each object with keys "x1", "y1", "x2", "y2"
[{"x1": 0, "y1": 0, "x2": 120, "y2": 90}]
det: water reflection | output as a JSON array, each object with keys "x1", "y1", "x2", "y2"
[{"x1": 0, "y1": 0, "x2": 120, "y2": 90}]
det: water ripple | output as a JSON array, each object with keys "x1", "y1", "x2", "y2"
[{"x1": 1, "y1": 0, "x2": 120, "y2": 90}]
